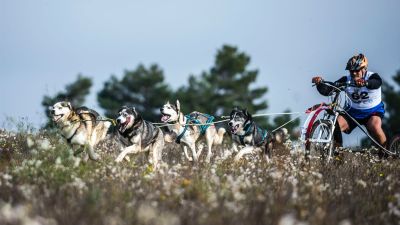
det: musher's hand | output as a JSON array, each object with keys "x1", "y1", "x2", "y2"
[
  {"x1": 355, "y1": 79, "x2": 367, "y2": 87},
  {"x1": 312, "y1": 76, "x2": 323, "y2": 84}
]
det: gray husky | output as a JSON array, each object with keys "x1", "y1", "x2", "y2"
[
  {"x1": 49, "y1": 101, "x2": 114, "y2": 161},
  {"x1": 115, "y1": 106, "x2": 164, "y2": 169},
  {"x1": 228, "y1": 107, "x2": 287, "y2": 162},
  {"x1": 160, "y1": 100, "x2": 226, "y2": 163}
]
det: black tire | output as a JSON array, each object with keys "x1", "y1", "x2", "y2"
[
  {"x1": 306, "y1": 119, "x2": 340, "y2": 162},
  {"x1": 388, "y1": 134, "x2": 400, "y2": 158}
]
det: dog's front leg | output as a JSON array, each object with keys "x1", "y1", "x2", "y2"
[
  {"x1": 115, "y1": 145, "x2": 139, "y2": 163},
  {"x1": 87, "y1": 145, "x2": 100, "y2": 161},
  {"x1": 232, "y1": 142, "x2": 239, "y2": 153},
  {"x1": 182, "y1": 145, "x2": 193, "y2": 161},
  {"x1": 264, "y1": 142, "x2": 273, "y2": 163},
  {"x1": 234, "y1": 146, "x2": 254, "y2": 161},
  {"x1": 149, "y1": 135, "x2": 164, "y2": 170},
  {"x1": 204, "y1": 131, "x2": 214, "y2": 163},
  {"x1": 71, "y1": 144, "x2": 84, "y2": 157},
  {"x1": 189, "y1": 143, "x2": 198, "y2": 163}
]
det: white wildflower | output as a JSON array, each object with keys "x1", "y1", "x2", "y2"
[
  {"x1": 137, "y1": 203, "x2": 157, "y2": 224},
  {"x1": 18, "y1": 185, "x2": 34, "y2": 199},
  {"x1": 73, "y1": 157, "x2": 81, "y2": 168},
  {"x1": 278, "y1": 213, "x2": 297, "y2": 225},
  {"x1": 2, "y1": 173, "x2": 12, "y2": 181},
  {"x1": 356, "y1": 179, "x2": 367, "y2": 188},
  {"x1": 38, "y1": 138, "x2": 51, "y2": 150},
  {"x1": 35, "y1": 160, "x2": 42, "y2": 168},
  {"x1": 26, "y1": 137, "x2": 35, "y2": 148},
  {"x1": 55, "y1": 157, "x2": 62, "y2": 165},
  {"x1": 338, "y1": 219, "x2": 352, "y2": 225}
]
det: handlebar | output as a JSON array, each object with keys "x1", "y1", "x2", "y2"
[{"x1": 314, "y1": 80, "x2": 357, "y2": 89}]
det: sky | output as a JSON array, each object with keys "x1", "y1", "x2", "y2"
[{"x1": 1, "y1": 0, "x2": 400, "y2": 146}]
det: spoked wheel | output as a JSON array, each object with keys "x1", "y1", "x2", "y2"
[
  {"x1": 306, "y1": 119, "x2": 340, "y2": 163},
  {"x1": 388, "y1": 134, "x2": 400, "y2": 158}
]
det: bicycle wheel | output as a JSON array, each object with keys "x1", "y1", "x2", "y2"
[
  {"x1": 388, "y1": 134, "x2": 400, "y2": 158},
  {"x1": 306, "y1": 119, "x2": 339, "y2": 162}
]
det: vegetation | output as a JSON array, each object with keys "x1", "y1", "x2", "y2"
[
  {"x1": 0, "y1": 128, "x2": 399, "y2": 225},
  {"x1": 383, "y1": 70, "x2": 400, "y2": 138}
]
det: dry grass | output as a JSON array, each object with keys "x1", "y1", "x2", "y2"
[{"x1": 0, "y1": 128, "x2": 399, "y2": 225}]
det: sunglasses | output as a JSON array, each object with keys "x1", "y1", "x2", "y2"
[{"x1": 350, "y1": 68, "x2": 364, "y2": 74}]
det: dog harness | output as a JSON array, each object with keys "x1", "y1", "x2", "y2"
[
  {"x1": 236, "y1": 122, "x2": 268, "y2": 146},
  {"x1": 119, "y1": 120, "x2": 160, "y2": 148},
  {"x1": 176, "y1": 113, "x2": 215, "y2": 144}
]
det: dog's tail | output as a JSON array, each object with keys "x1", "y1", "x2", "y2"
[
  {"x1": 271, "y1": 128, "x2": 288, "y2": 145},
  {"x1": 213, "y1": 127, "x2": 226, "y2": 145},
  {"x1": 264, "y1": 128, "x2": 289, "y2": 162}
]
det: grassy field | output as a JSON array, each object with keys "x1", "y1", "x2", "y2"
[{"x1": 0, "y1": 128, "x2": 399, "y2": 225}]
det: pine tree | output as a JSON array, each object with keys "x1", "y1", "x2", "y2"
[
  {"x1": 41, "y1": 75, "x2": 92, "y2": 128},
  {"x1": 176, "y1": 45, "x2": 267, "y2": 120},
  {"x1": 98, "y1": 64, "x2": 173, "y2": 122},
  {"x1": 383, "y1": 70, "x2": 400, "y2": 137},
  {"x1": 176, "y1": 44, "x2": 299, "y2": 130}
]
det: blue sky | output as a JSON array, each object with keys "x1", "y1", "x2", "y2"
[{"x1": 1, "y1": 0, "x2": 399, "y2": 145}]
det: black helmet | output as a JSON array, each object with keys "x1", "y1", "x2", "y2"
[{"x1": 346, "y1": 53, "x2": 368, "y2": 71}]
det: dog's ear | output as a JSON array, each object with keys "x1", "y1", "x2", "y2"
[
  {"x1": 233, "y1": 106, "x2": 242, "y2": 113},
  {"x1": 175, "y1": 100, "x2": 181, "y2": 112},
  {"x1": 244, "y1": 109, "x2": 252, "y2": 120},
  {"x1": 61, "y1": 101, "x2": 72, "y2": 109},
  {"x1": 119, "y1": 106, "x2": 127, "y2": 113},
  {"x1": 166, "y1": 101, "x2": 170, "y2": 105},
  {"x1": 131, "y1": 107, "x2": 137, "y2": 115}
]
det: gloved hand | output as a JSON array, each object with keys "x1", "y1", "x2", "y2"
[
  {"x1": 355, "y1": 79, "x2": 367, "y2": 87},
  {"x1": 312, "y1": 76, "x2": 323, "y2": 84}
]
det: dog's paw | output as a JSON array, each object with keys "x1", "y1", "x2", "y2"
[
  {"x1": 263, "y1": 155, "x2": 272, "y2": 163},
  {"x1": 83, "y1": 153, "x2": 89, "y2": 162},
  {"x1": 90, "y1": 154, "x2": 100, "y2": 161},
  {"x1": 205, "y1": 154, "x2": 212, "y2": 163},
  {"x1": 115, "y1": 156, "x2": 124, "y2": 163},
  {"x1": 234, "y1": 155, "x2": 243, "y2": 162}
]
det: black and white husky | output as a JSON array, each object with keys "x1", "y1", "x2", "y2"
[
  {"x1": 228, "y1": 107, "x2": 287, "y2": 162},
  {"x1": 115, "y1": 106, "x2": 164, "y2": 169},
  {"x1": 160, "y1": 100, "x2": 226, "y2": 163}
]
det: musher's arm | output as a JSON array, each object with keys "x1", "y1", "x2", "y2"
[
  {"x1": 365, "y1": 73, "x2": 382, "y2": 89},
  {"x1": 315, "y1": 76, "x2": 347, "y2": 96}
]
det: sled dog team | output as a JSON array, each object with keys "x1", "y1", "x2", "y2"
[{"x1": 49, "y1": 100, "x2": 287, "y2": 169}]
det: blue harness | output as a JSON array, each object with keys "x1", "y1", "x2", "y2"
[
  {"x1": 176, "y1": 113, "x2": 215, "y2": 144},
  {"x1": 236, "y1": 122, "x2": 268, "y2": 146}
]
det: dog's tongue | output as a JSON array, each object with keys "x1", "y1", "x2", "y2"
[
  {"x1": 161, "y1": 115, "x2": 169, "y2": 122},
  {"x1": 231, "y1": 125, "x2": 239, "y2": 134},
  {"x1": 52, "y1": 115, "x2": 61, "y2": 122},
  {"x1": 119, "y1": 117, "x2": 131, "y2": 132}
]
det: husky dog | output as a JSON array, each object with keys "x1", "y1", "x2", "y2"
[
  {"x1": 115, "y1": 106, "x2": 164, "y2": 169},
  {"x1": 160, "y1": 100, "x2": 226, "y2": 163},
  {"x1": 228, "y1": 107, "x2": 287, "y2": 162},
  {"x1": 49, "y1": 101, "x2": 114, "y2": 161}
]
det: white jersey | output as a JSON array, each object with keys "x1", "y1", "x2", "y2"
[{"x1": 345, "y1": 71, "x2": 382, "y2": 110}]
